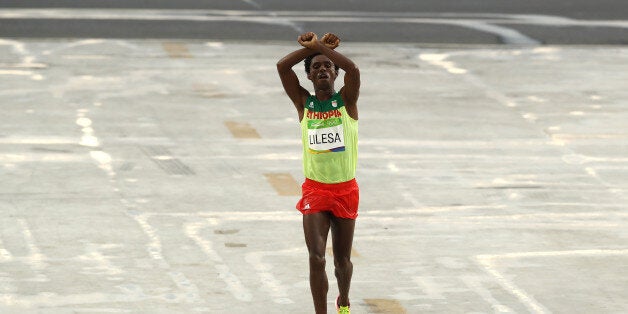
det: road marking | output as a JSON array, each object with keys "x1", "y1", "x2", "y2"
[
  {"x1": 475, "y1": 258, "x2": 549, "y2": 314},
  {"x1": 193, "y1": 84, "x2": 227, "y2": 98},
  {"x1": 0, "y1": 69, "x2": 33, "y2": 76},
  {"x1": 185, "y1": 220, "x2": 252, "y2": 302},
  {"x1": 0, "y1": 38, "x2": 45, "y2": 80},
  {"x1": 128, "y1": 213, "x2": 204, "y2": 303},
  {"x1": 552, "y1": 133, "x2": 628, "y2": 141},
  {"x1": 245, "y1": 248, "x2": 300, "y2": 304},
  {"x1": 162, "y1": 42, "x2": 192, "y2": 58},
  {"x1": 419, "y1": 53, "x2": 467, "y2": 74},
  {"x1": 478, "y1": 248, "x2": 628, "y2": 260},
  {"x1": 0, "y1": 236, "x2": 12, "y2": 262},
  {"x1": 224, "y1": 121, "x2": 261, "y2": 139},
  {"x1": 77, "y1": 242, "x2": 124, "y2": 276},
  {"x1": 364, "y1": 298, "x2": 407, "y2": 314},
  {"x1": 475, "y1": 249, "x2": 628, "y2": 314},
  {"x1": 460, "y1": 275, "x2": 514, "y2": 313},
  {"x1": 387, "y1": 162, "x2": 400, "y2": 172},
  {"x1": 76, "y1": 110, "x2": 116, "y2": 177},
  {"x1": 0, "y1": 153, "x2": 85, "y2": 163},
  {"x1": 13, "y1": 219, "x2": 49, "y2": 284},
  {"x1": 263, "y1": 173, "x2": 300, "y2": 196},
  {"x1": 18, "y1": 219, "x2": 48, "y2": 271},
  {"x1": 130, "y1": 213, "x2": 167, "y2": 265},
  {"x1": 0, "y1": 137, "x2": 77, "y2": 144},
  {"x1": 454, "y1": 20, "x2": 539, "y2": 44}
]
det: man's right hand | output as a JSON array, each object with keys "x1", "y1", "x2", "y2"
[{"x1": 298, "y1": 32, "x2": 319, "y2": 50}]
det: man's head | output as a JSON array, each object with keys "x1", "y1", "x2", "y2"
[{"x1": 305, "y1": 53, "x2": 340, "y2": 89}]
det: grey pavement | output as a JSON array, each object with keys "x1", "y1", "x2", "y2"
[
  {"x1": 2, "y1": 0, "x2": 628, "y2": 20},
  {"x1": 2, "y1": 1, "x2": 628, "y2": 45},
  {"x1": 1, "y1": 38, "x2": 628, "y2": 313}
]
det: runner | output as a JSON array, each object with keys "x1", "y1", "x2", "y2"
[{"x1": 276, "y1": 32, "x2": 360, "y2": 314}]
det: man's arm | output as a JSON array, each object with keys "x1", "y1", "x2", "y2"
[
  {"x1": 305, "y1": 33, "x2": 360, "y2": 119},
  {"x1": 277, "y1": 47, "x2": 312, "y2": 118}
]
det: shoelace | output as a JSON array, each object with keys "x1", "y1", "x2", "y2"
[{"x1": 338, "y1": 306, "x2": 350, "y2": 314}]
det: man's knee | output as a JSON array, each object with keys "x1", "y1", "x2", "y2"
[
  {"x1": 309, "y1": 253, "x2": 326, "y2": 270},
  {"x1": 334, "y1": 255, "x2": 352, "y2": 270}
]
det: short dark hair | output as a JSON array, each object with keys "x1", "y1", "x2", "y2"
[{"x1": 304, "y1": 53, "x2": 340, "y2": 74}]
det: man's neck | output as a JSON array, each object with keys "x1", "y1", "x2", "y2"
[{"x1": 314, "y1": 88, "x2": 335, "y2": 101}]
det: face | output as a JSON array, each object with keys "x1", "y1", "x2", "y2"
[{"x1": 308, "y1": 55, "x2": 337, "y2": 88}]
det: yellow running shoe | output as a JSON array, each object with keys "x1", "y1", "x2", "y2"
[{"x1": 336, "y1": 296, "x2": 350, "y2": 314}]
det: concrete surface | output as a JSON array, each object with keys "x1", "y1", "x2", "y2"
[
  {"x1": 2, "y1": 5, "x2": 628, "y2": 44},
  {"x1": 1, "y1": 39, "x2": 627, "y2": 313}
]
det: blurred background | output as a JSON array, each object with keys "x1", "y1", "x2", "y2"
[{"x1": 1, "y1": 0, "x2": 627, "y2": 44}]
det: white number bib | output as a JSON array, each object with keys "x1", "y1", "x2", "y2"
[{"x1": 307, "y1": 119, "x2": 345, "y2": 153}]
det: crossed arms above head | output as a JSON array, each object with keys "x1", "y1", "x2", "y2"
[{"x1": 277, "y1": 32, "x2": 360, "y2": 120}]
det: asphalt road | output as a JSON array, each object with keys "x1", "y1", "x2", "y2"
[
  {"x1": 1, "y1": 0, "x2": 627, "y2": 44},
  {"x1": 2, "y1": 38, "x2": 628, "y2": 314},
  {"x1": 2, "y1": 2, "x2": 628, "y2": 313}
]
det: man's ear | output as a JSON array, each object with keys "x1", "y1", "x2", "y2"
[{"x1": 307, "y1": 71, "x2": 313, "y2": 81}]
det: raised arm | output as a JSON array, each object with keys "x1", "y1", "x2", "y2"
[
  {"x1": 305, "y1": 33, "x2": 360, "y2": 119},
  {"x1": 277, "y1": 47, "x2": 312, "y2": 119}
]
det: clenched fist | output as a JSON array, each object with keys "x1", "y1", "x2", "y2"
[
  {"x1": 298, "y1": 32, "x2": 318, "y2": 49},
  {"x1": 321, "y1": 33, "x2": 340, "y2": 49}
]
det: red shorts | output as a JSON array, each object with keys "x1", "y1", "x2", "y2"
[{"x1": 296, "y1": 178, "x2": 359, "y2": 219}]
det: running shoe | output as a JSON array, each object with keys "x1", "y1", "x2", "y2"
[{"x1": 336, "y1": 296, "x2": 350, "y2": 314}]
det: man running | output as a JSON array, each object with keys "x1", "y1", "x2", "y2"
[{"x1": 277, "y1": 32, "x2": 360, "y2": 314}]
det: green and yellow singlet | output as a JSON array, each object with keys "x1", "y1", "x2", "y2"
[{"x1": 300, "y1": 92, "x2": 358, "y2": 184}]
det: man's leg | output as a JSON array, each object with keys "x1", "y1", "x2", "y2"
[
  {"x1": 303, "y1": 211, "x2": 332, "y2": 314},
  {"x1": 330, "y1": 215, "x2": 355, "y2": 307}
]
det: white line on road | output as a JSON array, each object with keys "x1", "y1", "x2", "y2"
[
  {"x1": 0, "y1": 39, "x2": 45, "y2": 80},
  {"x1": 245, "y1": 248, "x2": 301, "y2": 304},
  {"x1": 460, "y1": 275, "x2": 514, "y2": 313},
  {"x1": 76, "y1": 110, "x2": 116, "y2": 178},
  {"x1": 477, "y1": 248, "x2": 628, "y2": 260},
  {"x1": 18, "y1": 219, "x2": 48, "y2": 272},
  {"x1": 130, "y1": 213, "x2": 203, "y2": 304},
  {"x1": 476, "y1": 257, "x2": 549, "y2": 314},
  {"x1": 475, "y1": 249, "x2": 628, "y2": 314},
  {"x1": 0, "y1": 237, "x2": 13, "y2": 262},
  {"x1": 185, "y1": 220, "x2": 253, "y2": 302}
]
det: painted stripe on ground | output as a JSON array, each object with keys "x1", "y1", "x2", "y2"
[
  {"x1": 264, "y1": 173, "x2": 300, "y2": 196},
  {"x1": 364, "y1": 299, "x2": 407, "y2": 314},
  {"x1": 224, "y1": 121, "x2": 261, "y2": 139},
  {"x1": 193, "y1": 84, "x2": 227, "y2": 98},
  {"x1": 552, "y1": 133, "x2": 628, "y2": 140},
  {"x1": 162, "y1": 42, "x2": 192, "y2": 58}
]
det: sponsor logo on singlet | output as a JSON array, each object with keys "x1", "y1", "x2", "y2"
[{"x1": 307, "y1": 109, "x2": 345, "y2": 154}]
